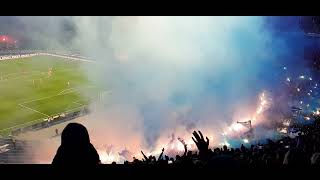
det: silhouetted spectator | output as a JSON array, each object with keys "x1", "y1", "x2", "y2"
[
  {"x1": 11, "y1": 137, "x2": 16, "y2": 149},
  {"x1": 283, "y1": 148, "x2": 309, "y2": 167},
  {"x1": 311, "y1": 152, "x2": 320, "y2": 166},
  {"x1": 52, "y1": 123, "x2": 101, "y2": 165},
  {"x1": 192, "y1": 130, "x2": 209, "y2": 159}
]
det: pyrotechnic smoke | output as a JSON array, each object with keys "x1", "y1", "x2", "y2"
[
  {"x1": 3, "y1": 16, "x2": 315, "y2": 163},
  {"x1": 67, "y1": 16, "x2": 312, "y2": 159}
]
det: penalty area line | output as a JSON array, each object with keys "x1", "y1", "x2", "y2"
[
  {"x1": 18, "y1": 103, "x2": 50, "y2": 118},
  {"x1": 19, "y1": 85, "x2": 97, "y2": 106},
  {"x1": 19, "y1": 91, "x2": 75, "y2": 105}
]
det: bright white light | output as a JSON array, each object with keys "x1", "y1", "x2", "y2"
[
  {"x1": 286, "y1": 77, "x2": 290, "y2": 82},
  {"x1": 98, "y1": 151, "x2": 121, "y2": 164},
  {"x1": 297, "y1": 88, "x2": 300, "y2": 92},
  {"x1": 176, "y1": 142, "x2": 185, "y2": 152},
  {"x1": 304, "y1": 116, "x2": 310, "y2": 121},
  {"x1": 283, "y1": 67, "x2": 287, "y2": 70},
  {"x1": 300, "y1": 101, "x2": 303, "y2": 104},
  {"x1": 231, "y1": 123, "x2": 243, "y2": 132},
  {"x1": 243, "y1": 139, "x2": 249, "y2": 143},
  {"x1": 309, "y1": 77, "x2": 313, "y2": 81},
  {"x1": 220, "y1": 141, "x2": 230, "y2": 147},
  {"x1": 308, "y1": 93, "x2": 311, "y2": 96},
  {"x1": 2, "y1": 38, "x2": 5, "y2": 41},
  {"x1": 299, "y1": 75, "x2": 305, "y2": 79}
]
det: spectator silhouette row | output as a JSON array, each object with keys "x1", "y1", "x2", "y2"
[{"x1": 53, "y1": 116, "x2": 320, "y2": 167}]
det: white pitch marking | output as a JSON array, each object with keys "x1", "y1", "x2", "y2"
[
  {"x1": 18, "y1": 104, "x2": 50, "y2": 118},
  {"x1": 19, "y1": 91, "x2": 75, "y2": 105},
  {"x1": 58, "y1": 88, "x2": 76, "y2": 95}
]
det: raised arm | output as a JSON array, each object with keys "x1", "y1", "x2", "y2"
[
  {"x1": 158, "y1": 148, "x2": 165, "y2": 161},
  {"x1": 192, "y1": 130, "x2": 210, "y2": 158},
  {"x1": 178, "y1": 137, "x2": 188, "y2": 157},
  {"x1": 141, "y1": 150, "x2": 149, "y2": 161}
]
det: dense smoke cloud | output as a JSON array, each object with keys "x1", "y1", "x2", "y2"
[
  {"x1": 67, "y1": 16, "x2": 310, "y2": 151},
  {"x1": 3, "y1": 16, "x2": 315, "y2": 163}
]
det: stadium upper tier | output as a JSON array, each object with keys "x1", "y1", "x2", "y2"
[{"x1": 0, "y1": 50, "x2": 90, "y2": 60}]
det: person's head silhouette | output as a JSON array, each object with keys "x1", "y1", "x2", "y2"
[{"x1": 52, "y1": 123, "x2": 100, "y2": 165}]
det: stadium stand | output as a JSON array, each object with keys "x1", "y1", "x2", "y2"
[{"x1": 0, "y1": 138, "x2": 34, "y2": 163}]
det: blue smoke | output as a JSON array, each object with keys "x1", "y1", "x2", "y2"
[{"x1": 79, "y1": 16, "x2": 319, "y2": 148}]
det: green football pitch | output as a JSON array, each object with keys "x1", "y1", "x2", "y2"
[{"x1": 0, "y1": 55, "x2": 100, "y2": 135}]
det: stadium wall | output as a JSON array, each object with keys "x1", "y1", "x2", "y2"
[
  {"x1": 0, "y1": 52, "x2": 94, "y2": 62},
  {"x1": 10, "y1": 107, "x2": 90, "y2": 136},
  {"x1": 0, "y1": 53, "x2": 39, "y2": 61}
]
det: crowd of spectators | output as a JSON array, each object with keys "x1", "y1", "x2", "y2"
[{"x1": 53, "y1": 115, "x2": 320, "y2": 167}]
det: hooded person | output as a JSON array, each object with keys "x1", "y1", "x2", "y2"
[{"x1": 52, "y1": 123, "x2": 101, "y2": 165}]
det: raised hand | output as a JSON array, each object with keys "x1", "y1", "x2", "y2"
[
  {"x1": 192, "y1": 130, "x2": 209, "y2": 157},
  {"x1": 141, "y1": 150, "x2": 149, "y2": 161},
  {"x1": 158, "y1": 148, "x2": 165, "y2": 161},
  {"x1": 178, "y1": 137, "x2": 188, "y2": 156}
]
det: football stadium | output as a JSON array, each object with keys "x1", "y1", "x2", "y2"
[
  {"x1": 0, "y1": 54, "x2": 97, "y2": 135},
  {"x1": 1, "y1": 16, "x2": 320, "y2": 167},
  {"x1": 0, "y1": 50, "x2": 107, "y2": 163}
]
